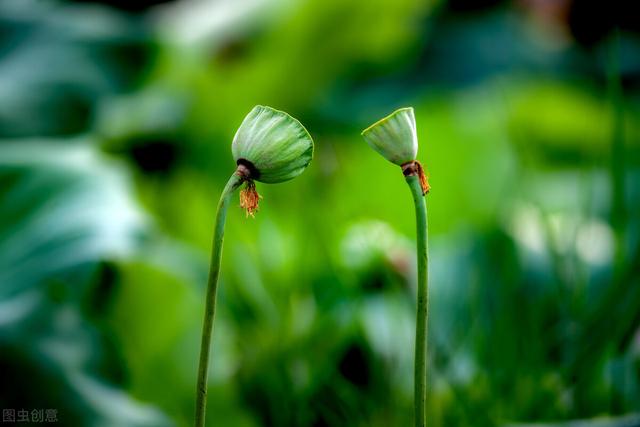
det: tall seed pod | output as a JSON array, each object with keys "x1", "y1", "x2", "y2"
[
  {"x1": 195, "y1": 105, "x2": 313, "y2": 427},
  {"x1": 362, "y1": 107, "x2": 430, "y2": 427}
]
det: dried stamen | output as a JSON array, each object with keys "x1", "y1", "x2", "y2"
[
  {"x1": 239, "y1": 180, "x2": 262, "y2": 217},
  {"x1": 402, "y1": 160, "x2": 430, "y2": 195}
]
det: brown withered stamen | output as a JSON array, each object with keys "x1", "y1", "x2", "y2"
[
  {"x1": 239, "y1": 180, "x2": 262, "y2": 217},
  {"x1": 402, "y1": 160, "x2": 430, "y2": 195},
  {"x1": 235, "y1": 160, "x2": 262, "y2": 217}
]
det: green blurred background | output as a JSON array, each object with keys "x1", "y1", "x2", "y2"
[{"x1": 1, "y1": 0, "x2": 639, "y2": 426}]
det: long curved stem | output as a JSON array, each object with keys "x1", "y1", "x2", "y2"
[
  {"x1": 406, "y1": 175, "x2": 429, "y2": 427},
  {"x1": 195, "y1": 173, "x2": 243, "y2": 427}
]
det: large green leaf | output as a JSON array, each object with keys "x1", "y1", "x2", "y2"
[{"x1": 0, "y1": 140, "x2": 170, "y2": 426}]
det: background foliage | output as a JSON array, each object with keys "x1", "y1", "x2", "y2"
[{"x1": 1, "y1": 0, "x2": 639, "y2": 426}]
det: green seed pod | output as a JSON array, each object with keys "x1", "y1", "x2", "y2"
[
  {"x1": 232, "y1": 105, "x2": 314, "y2": 184},
  {"x1": 361, "y1": 107, "x2": 417, "y2": 166}
]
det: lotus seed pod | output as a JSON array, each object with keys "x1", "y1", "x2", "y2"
[
  {"x1": 361, "y1": 107, "x2": 418, "y2": 166},
  {"x1": 232, "y1": 105, "x2": 314, "y2": 184}
]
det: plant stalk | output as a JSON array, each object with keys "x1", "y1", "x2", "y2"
[
  {"x1": 195, "y1": 172, "x2": 244, "y2": 427},
  {"x1": 406, "y1": 174, "x2": 429, "y2": 427}
]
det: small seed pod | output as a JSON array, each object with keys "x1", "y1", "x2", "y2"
[
  {"x1": 362, "y1": 107, "x2": 430, "y2": 195},
  {"x1": 231, "y1": 105, "x2": 314, "y2": 216},
  {"x1": 232, "y1": 105, "x2": 314, "y2": 184},
  {"x1": 361, "y1": 107, "x2": 417, "y2": 166}
]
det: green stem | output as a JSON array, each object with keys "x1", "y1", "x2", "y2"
[
  {"x1": 195, "y1": 172, "x2": 243, "y2": 427},
  {"x1": 406, "y1": 175, "x2": 429, "y2": 427}
]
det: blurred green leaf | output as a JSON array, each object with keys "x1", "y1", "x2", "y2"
[{"x1": 0, "y1": 140, "x2": 169, "y2": 426}]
